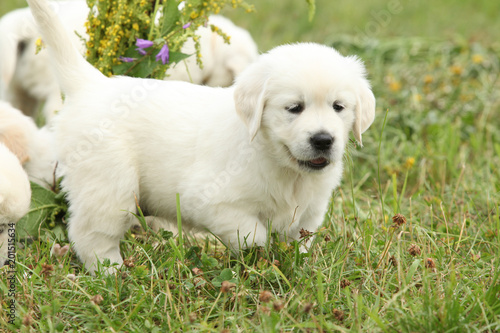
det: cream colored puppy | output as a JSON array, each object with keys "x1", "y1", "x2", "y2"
[
  {"x1": 0, "y1": 1, "x2": 89, "y2": 120},
  {"x1": 167, "y1": 15, "x2": 258, "y2": 87},
  {"x1": 0, "y1": 1, "x2": 257, "y2": 120},
  {"x1": 28, "y1": 0, "x2": 375, "y2": 274},
  {"x1": 0, "y1": 101, "x2": 57, "y2": 188},
  {"x1": 0, "y1": 143, "x2": 31, "y2": 265}
]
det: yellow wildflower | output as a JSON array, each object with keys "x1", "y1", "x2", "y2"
[
  {"x1": 35, "y1": 37, "x2": 44, "y2": 54},
  {"x1": 423, "y1": 74, "x2": 433, "y2": 84},
  {"x1": 389, "y1": 81, "x2": 401, "y2": 92},
  {"x1": 404, "y1": 157, "x2": 415, "y2": 170},
  {"x1": 460, "y1": 94, "x2": 472, "y2": 102},
  {"x1": 472, "y1": 54, "x2": 483, "y2": 64},
  {"x1": 450, "y1": 65, "x2": 464, "y2": 75}
]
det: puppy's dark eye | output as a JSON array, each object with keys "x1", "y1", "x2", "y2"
[
  {"x1": 286, "y1": 103, "x2": 304, "y2": 114},
  {"x1": 333, "y1": 101, "x2": 345, "y2": 112}
]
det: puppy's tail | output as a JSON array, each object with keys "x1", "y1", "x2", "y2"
[{"x1": 26, "y1": 0, "x2": 104, "y2": 96}]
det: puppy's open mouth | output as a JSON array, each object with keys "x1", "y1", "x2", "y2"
[
  {"x1": 298, "y1": 157, "x2": 330, "y2": 170},
  {"x1": 283, "y1": 145, "x2": 331, "y2": 171}
]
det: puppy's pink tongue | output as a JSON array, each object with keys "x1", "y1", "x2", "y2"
[{"x1": 310, "y1": 157, "x2": 327, "y2": 165}]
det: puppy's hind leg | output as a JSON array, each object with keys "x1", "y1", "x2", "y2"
[{"x1": 63, "y1": 168, "x2": 139, "y2": 275}]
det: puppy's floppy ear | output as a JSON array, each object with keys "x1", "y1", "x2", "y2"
[
  {"x1": 234, "y1": 68, "x2": 269, "y2": 141},
  {"x1": 353, "y1": 79, "x2": 376, "y2": 146}
]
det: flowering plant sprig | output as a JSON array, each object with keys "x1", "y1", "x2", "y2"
[
  {"x1": 85, "y1": 0, "x2": 153, "y2": 76},
  {"x1": 84, "y1": 0, "x2": 255, "y2": 79}
]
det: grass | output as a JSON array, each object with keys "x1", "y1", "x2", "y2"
[
  {"x1": 1, "y1": 0, "x2": 500, "y2": 332},
  {"x1": 220, "y1": 0, "x2": 500, "y2": 51}
]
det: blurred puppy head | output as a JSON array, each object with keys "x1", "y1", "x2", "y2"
[
  {"x1": 234, "y1": 43, "x2": 375, "y2": 173},
  {"x1": 0, "y1": 101, "x2": 56, "y2": 188},
  {"x1": 0, "y1": 101, "x2": 35, "y2": 163}
]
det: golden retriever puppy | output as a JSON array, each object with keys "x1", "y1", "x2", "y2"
[
  {"x1": 167, "y1": 15, "x2": 258, "y2": 87},
  {"x1": 0, "y1": 1, "x2": 88, "y2": 120},
  {"x1": 27, "y1": 0, "x2": 375, "y2": 274}
]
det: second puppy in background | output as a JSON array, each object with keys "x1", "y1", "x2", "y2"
[
  {"x1": 0, "y1": 1, "x2": 89, "y2": 120},
  {"x1": 167, "y1": 15, "x2": 258, "y2": 87}
]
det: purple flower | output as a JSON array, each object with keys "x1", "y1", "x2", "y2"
[
  {"x1": 182, "y1": 22, "x2": 191, "y2": 29},
  {"x1": 135, "y1": 38, "x2": 154, "y2": 56},
  {"x1": 156, "y1": 43, "x2": 169, "y2": 65},
  {"x1": 119, "y1": 56, "x2": 136, "y2": 63},
  {"x1": 135, "y1": 38, "x2": 154, "y2": 49},
  {"x1": 136, "y1": 48, "x2": 147, "y2": 55}
]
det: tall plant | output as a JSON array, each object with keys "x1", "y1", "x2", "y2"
[{"x1": 84, "y1": 0, "x2": 254, "y2": 79}]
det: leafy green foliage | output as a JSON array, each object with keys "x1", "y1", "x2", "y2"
[
  {"x1": 160, "y1": 0, "x2": 181, "y2": 37},
  {"x1": 15, "y1": 182, "x2": 67, "y2": 240}
]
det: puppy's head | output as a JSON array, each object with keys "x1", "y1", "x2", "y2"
[{"x1": 234, "y1": 43, "x2": 375, "y2": 173}]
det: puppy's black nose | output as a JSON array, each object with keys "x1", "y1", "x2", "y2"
[{"x1": 310, "y1": 132, "x2": 334, "y2": 151}]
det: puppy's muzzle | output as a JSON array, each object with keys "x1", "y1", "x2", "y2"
[{"x1": 294, "y1": 132, "x2": 335, "y2": 171}]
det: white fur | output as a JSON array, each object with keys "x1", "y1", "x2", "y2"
[
  {"x1": 0, "y1": 101, "x2": 57, "y2": 188},
  {"x1": 27, "y1": 0, "x2": 375, "y2": 274},
  {"x1": 0, "y1": 143, "x2": 31, "y2": 265},
  {"x1": 0, "y1": 1, "x2": 258, "y2": 120}
]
